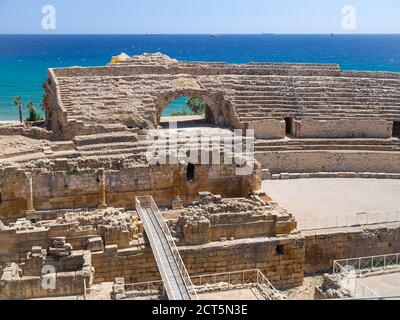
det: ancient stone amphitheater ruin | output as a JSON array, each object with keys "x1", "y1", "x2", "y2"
[{"x1": 1, "y1": 53, "x2": 400, "y2": 300}]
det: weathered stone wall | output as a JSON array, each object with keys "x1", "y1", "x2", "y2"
[
  {"x1": 181, "y1": 235, "x2": 305, "y2": 290},
  {"x1": 293, "y1": 119, "x2": 392, "y2": 139},
  {"x1": 91, "y1": 245, "x2": 160, "y2": 285},
  {"x1": 42, "y1": 70, "x2": 68, "y2": 136},
  {"x1": 257, "y1": 151, "x2": 400, "y2": 174},
  {"x1": 0, "y1": 125, "x2": 53, "y2": 140},
  {"x1": 0, "y1": 169, "x2": 28, "y2": 223},
  {"x1": 248, "y1": 119, "x2": 286, "y2": 139},
  {"x1": 0, "y1": 270, "x2": 88, "y2": 300},
  {"x1": 92, "y1": 234, "x2": 305, "y2": 290},
  {"x1": 0, "y1": 258, "x2": 92, "y2": 300},
  {"x1": 304, "y1": 223, "x2": 400, "y2": 275},
  {"x1": 0, "y1": 163, "x2": 261, "y2": 223}
]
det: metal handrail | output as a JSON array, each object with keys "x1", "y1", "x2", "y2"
[
  {"x1": 136, "y1": 196, "x2": 197, "y2": 300},
  {"x1": 191, "y1": 269, "x2": 284, "y2": 300},
  {"x1": 149, "y1": 197, "x2": 198, "y2": 300},
  {"x1": 333, "y1": 263, "x2": 377, "y2": 298},
  {"x1": 331, "y1": 253, "x2": 400, "y2": 299},
  {"x1": 334, "y1": 253, "x2": 400, "y2": 275},
  {"x1": 297, "y1": 210, "x2": 400, "y2": 231},
  {"x1": 125, "y1": 280, "x2": 164, "y2": 294},
  {"x1": 135, "y1": 198, "x2": 178, "y2": 300},
  {"x1": 124, "y1": 269, "x2": 284, "y2": 300}
]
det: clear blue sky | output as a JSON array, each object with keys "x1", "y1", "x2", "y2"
[{"x1": 0, "y1": 0, "x2": 399, "y2": 34}]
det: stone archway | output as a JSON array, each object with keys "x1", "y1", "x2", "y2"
[{"x1": 154, "y1": 89, "x2": 236, "y2": 128}]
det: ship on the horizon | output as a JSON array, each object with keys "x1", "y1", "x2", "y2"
[
  {"x1": 261, "y1": 31, "x2": 275, "y2": 36},
  {"x1": 211, "y1": 33, "x2": 220, "y2": 38}
]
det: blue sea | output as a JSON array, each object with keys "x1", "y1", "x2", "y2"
[{"x1": 1, "y1": 34, "x2": 400, "y2": 121}]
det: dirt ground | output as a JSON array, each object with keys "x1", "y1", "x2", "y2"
[
  {"x1": 0, "y1": 135, "x2": 46, "y2": 158},
  {"x1": 283, "y1": 276, "x2": 324, "y2": 300}
]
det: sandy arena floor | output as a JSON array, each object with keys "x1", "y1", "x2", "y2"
[{"x1": 263, "y1": 178, "x2": 400, "y2": 218}]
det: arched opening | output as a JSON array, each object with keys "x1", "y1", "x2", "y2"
[
  {"x1": 187, "y1": 163, "x2": 195, "y2": 182},
  {"x1": 156, "y1": 91, "x2": 233, "y2": 129},
  {"x1": 162, "y1": 96, "x2": 206, "y2": 119}
]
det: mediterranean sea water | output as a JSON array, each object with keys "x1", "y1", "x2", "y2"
[{"x1": 1, "y1": 34, "x2": 400, "y2": 120}]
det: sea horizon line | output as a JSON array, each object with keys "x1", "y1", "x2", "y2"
[{"x1": 1, "y1": 33, "x2": 400, "y2": 36}]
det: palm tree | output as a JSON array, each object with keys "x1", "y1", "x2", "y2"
[
  {"x1": 13, "y1": 96, "x2": 23, "y2": 123},
  {"x1": 26, "y1": 101, "x2": 43, "y2": 122}
]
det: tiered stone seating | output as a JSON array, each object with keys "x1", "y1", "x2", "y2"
[
  {"x1": 223, "y1": 74, "x2": 400, "y2": 124},
  {"x1": 255, "y1": 138, "x2": 400, "y2": 153},
  {"x1": 50, "y1": 54, "x2": 400, "y2": 135}
]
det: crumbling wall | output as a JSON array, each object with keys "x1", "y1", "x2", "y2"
[
  {"x1": 314, "y1": 274, "x2": 353, "y2": 300},
  {"x1": 0, "y1": 208, "x2": 141, "y2": 264},
  {"x1": 304, "y1": 223, "x2": 400, "y2": 274},
  {"x1": 172, "y1": 192, "x2": 296, "y2": 245}
]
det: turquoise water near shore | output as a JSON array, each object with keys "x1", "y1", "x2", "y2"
[
  {"x1": 1, "y1": 34, "x2": 400, "y2": 120},
  {"x1": 162, "y1": 97, "x2": 189, "y2": 116}
]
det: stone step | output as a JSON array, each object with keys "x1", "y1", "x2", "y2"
[
  {"x1": 47, "y1": 150, "x2": 82, "y2": 159},
  {"x1": 5, "y1": 152, "x2": 47, "y2": 163},
  {"x1": 50, "y1": 141, "x2": 76, "y2": 152},
  {"x1": 256, "y1": 138, "x2": 400, "y2": 147},
  {"x1": 73, "y1": 132, "x2": 138, "y2": 146},
  {"x1": 76, "y1": 142, "x2": 140, "y2": 152},
  {"x1": 255, "y1": 145, "x2": 399, "y2": 152},
  {"x1": 1, "y1": 149, "x2": 46, "y2": 160}
]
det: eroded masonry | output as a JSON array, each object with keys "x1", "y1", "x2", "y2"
[{"x1": 1, "y1": 53, "x2": 400, "y2": 299}]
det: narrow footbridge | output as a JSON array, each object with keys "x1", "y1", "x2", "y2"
[{"x1": 135, "y1": 196, "x2": 197, "y2": 300}]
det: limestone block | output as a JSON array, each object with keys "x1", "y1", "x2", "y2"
[
  {"x1": 87, "y1": 237, "x2": 104, "y2": 252},
  {"x1": 104, "y1": 244, "x2": 118, "y2": 256}
]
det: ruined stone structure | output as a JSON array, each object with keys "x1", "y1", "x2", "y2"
[
  {"x1": 172, "y1": 192, "x2": 296, "y2": 245},
  {"x1": 1, "y1": 53, "x2": 400, "y2": 299}
]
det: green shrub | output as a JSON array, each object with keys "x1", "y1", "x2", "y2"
[
  {"x1": 36, "y1": 161, "x2": 45, "y2": 168},
  {"x1": 25, "y1": 101, "x2": 43, "y2": 122}
]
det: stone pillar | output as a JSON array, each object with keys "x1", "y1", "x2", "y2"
[
  {"x1": 25, "y1": 172, "x2": 36, "y2": 220},
  {"x1": 98, "y1": 168, "x2": 108, "y2": 209}
]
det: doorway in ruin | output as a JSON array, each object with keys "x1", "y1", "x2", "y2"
[
  {"x1": 284, "y1": 117, "x2": 293, "y2": 136},
  {"x1": 186, "y1": 163, "x2": 195, "y2": 182},
  {"x1": 393, "y1": 122, "x2": 400, "y2": 137}
]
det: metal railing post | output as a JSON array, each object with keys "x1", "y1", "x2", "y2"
[{"x1": 83, "y1": 279, "x2": 87, "y2": 300}]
